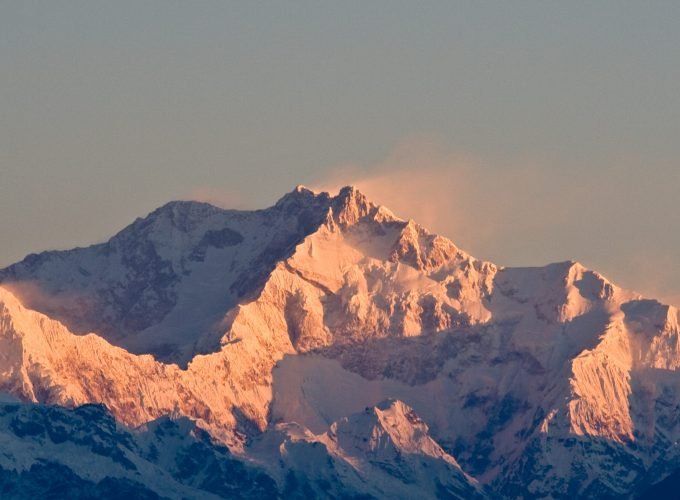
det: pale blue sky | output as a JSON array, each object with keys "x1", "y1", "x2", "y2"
[{"x1": 1, "y1": 2, "x2": 679, "y2": 304}]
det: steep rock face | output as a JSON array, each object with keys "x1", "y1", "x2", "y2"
[
  {"x1": 0, "y1": 186, "x2": 680, "y2": 497},
  {"x1": 0, "y1": 185, "x2": 495, "y2": 363},
  {"x1": 0, "y1": 187, "x2": 334, "y2": 364},
  {"x1": 273, "y1": 205, "x2": 495, "y2": 347},
  {"x1": 0, "y1": 283, "x2": 298, "y2": 448},
  {"x1": 0, "y1": 185, "x2": 503, "y2": 446}
]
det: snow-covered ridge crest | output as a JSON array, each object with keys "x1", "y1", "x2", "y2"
[
  {"x1": 0, "y1": 185, "x2": 396, "y2": 363},
  {"x1": 0, "y1": 184, "x2": 485, "y2": 440},
  {"x1": 1, "y1": 185, "x2": 680, "y2": 497}
]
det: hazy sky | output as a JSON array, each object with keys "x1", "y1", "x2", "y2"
[{"x1": 2, "y1": 2, "x2": 679, "y2": 305}]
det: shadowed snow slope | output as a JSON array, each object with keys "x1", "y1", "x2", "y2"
[
  {"x1": 0, "y1": 185, "x2": 679, "y2": 498},
  {"x1": 0, "y1": 399, "x2": 278, "y2": 499}
]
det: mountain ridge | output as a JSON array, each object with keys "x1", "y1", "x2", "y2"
[{"x1": 0, "y1": 185, "x2": 679, "y2": 498}]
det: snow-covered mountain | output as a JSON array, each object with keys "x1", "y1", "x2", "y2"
[
  {"x1": 0, "y1": 395, "x2": 277, "y2": 499},
  {"x1": 0, "y1": 185, "x2": 678, "y2": 498}
]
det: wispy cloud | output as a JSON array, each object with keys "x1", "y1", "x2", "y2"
[
  {"x1": 311, "y1": 137, "x2": 560, "y2": 258},
  {"x1": 312, "y1": 138, "x2": 482, "y2": 239}
]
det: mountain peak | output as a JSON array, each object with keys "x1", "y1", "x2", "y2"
[
  {"x1": 273, "y1": 185, "x2": 330, "y2": 212},
  {"x1": 334, "y1": 185, "x2": 367, "y2": 203},
  {"x1": 273, "y1": 184, "x2": 387, "y2": 228},
  {"x1": 2, "y1": 183, "x2": 680, "y2": 498},
  {"x1": 114, "y1": 199, "x2": 226, "y2": 241},
  {"x1": 293, "y1": 183, "x2": 314, "y2": 193},
  {"x1": 151, "y1": 199, "x2": 223, "y2": 218},
  {"x1": 330, "y1": 185, "x2": 376, "y2": 226}
]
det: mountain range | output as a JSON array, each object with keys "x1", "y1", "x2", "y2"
[{"x1": 0, "y1": 185, "x2": 678, "y2": 498}]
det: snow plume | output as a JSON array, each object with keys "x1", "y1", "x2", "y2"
[
  {"x1": 0, "y1": 280, "x2": 84, "y2": 322},
  {"x1": 311, "y1": 139, "x2": 491, "y2": 251},
  {"x1": 311, "y1": 139, "x2": 680, "y2": 308},
  {"x1": 310, "y1": 138, "x2": 555, "y2": 259}
]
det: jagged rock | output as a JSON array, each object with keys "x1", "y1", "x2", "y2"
[{"x1": 0, "y1": 186, "x2": 678, "y2": 498}]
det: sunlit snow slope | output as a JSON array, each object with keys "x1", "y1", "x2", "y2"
[{"x1": 0, "y1": 185, "x2": 679, "y2": 498}]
